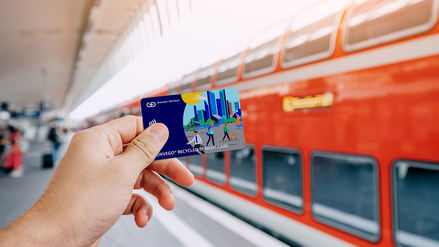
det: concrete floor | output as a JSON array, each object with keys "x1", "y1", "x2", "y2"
[{"x1": 0, "y1": 138, "x2": 288, "y2": 247}]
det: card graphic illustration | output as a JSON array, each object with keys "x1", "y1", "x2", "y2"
[{"x1": 141, "y1": 88, "x2": 245, "y2": 160}]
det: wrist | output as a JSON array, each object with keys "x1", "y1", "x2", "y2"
[{"x1": 0, "y1": 199, "x2": 75, "y2": 247}]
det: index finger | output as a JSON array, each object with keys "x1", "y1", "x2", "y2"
[{"x1": 148, "y1": 158, "x2": 194, "y2": 187}]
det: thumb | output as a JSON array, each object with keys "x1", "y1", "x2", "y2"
[{"x1": 117, "y1": 123, "x2": 169, "y2": 173}]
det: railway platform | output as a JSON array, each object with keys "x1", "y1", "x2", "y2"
[{"x1": 0, "y1": 138, "x2": 289, "y2": 247}]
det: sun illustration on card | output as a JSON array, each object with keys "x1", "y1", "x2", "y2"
[{"x1": 182, "y1": 92, "x2": 203, "y2": 105}]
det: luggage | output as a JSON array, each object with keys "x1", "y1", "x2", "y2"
[{"x1": 42, "y1": 153, "x2": 54, "y2": 168}]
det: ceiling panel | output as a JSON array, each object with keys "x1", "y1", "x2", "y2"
[{"x1": 0, "y1": 0, "x2": 92, "y2": 111}]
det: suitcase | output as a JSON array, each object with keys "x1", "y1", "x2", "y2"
[{"x1": 42, "y1": 153, "x2": 54, "y2": 168}]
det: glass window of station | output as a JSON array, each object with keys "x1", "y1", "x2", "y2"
[
  {"x1": 281, "y1": 0, "x2": 346, "y2": 68},
  {"x1": 242, "y1": 20, "x2": 289, "y2": 79},
  {"x1": 262, "y1": 147, "x2": 303, "y2": 213},
  {"x1": 311, "y1": 152, "x2": 380, "y2": 242},
  {"x1": 206, "y1": 152, "x2": 225, "y2": 185},
  {"x1": 196, "y1": 64, "x2": 215, "y2": 91},
  {"x1": 344, "y1": 0, "x2": 438, "y2": 52},
  {"x1": 189, "y1": 154, "x2": 203, "y2": 178},
  {"x1": 393, "y1": 160, "x2": 439, "y2": 247},
  {"x1": 230, "y1": 145, "x2": 257, "y2": 196},
  {"x1": 180, "y1": 72, "x2": 196, "y2": 93}
]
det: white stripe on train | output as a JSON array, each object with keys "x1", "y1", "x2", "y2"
[{"x1": 187, "y1": 179, "x2": 356, "y2": 247}]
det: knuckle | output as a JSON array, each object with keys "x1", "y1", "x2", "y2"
[
  {"x1": 155, "y1": 179, "x2": 170, "y2": 196},
  {"x1": 130, "y1": 138, "x2": 157, "y2": 163},
  {"x1": 71, "y1": 130, "x2": 88, "y2": 143},
  {"x1": 71, "y1": 127, "x2": 105, "y2": 145}
]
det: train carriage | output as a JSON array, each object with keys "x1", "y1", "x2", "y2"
[{"x1": 113, "y1": 0, "x2": 439, "y2": 246}]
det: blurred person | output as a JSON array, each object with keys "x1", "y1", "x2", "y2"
[
  {"x1": 0, "y1": 130, "x2": 7, "y2": 173},
  {"x1": 7, "y1": 124, "x2": 15, "y2": 134},
  {"x1": 4, "y1": 130, "x2": 23, "y2": 178},
  {"x1": 47, "y1": 125, "x2": 62, "y2": 163},
  {"x1": 0, "y1": 116, "x2": 194, "y2": 246}
]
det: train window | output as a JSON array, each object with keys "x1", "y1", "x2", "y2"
[
  {"x1": 282, "y1": 0, "x2": 346, "y2": 68},
  {"x1": 189, "y1": 154, "x2": 203, "y2": 178},
  {"x1": 344, "y1": 0, "x2": 439, "y2": 52},
  {"x1": 168, "y1": 87, "x2": 177, "y2": 95},
  {"x1": 311, "y1": 152, "x2": 380, "y2": 242},
  {"x1": 392, "y1": 160, "x2": 439, "y2": 247},
  {"x1": 230, "y1": 145, "x2": 257, "y2": 196},
  {"x1": 262, "y1": 147, "x2": 303, "y2": 213},
  {"x1": 216, "y1": 53, "x2": 242, "y2": 85},
  {"x1": 242, "y1": 21, "x2": 289, "y2": 79},
  {"x1": 180, "y1": 72, "x2": 196, "y2": 93},
  {"x1": 168, "y1": 80, "x2": 180, "y2": 95},
  {"x1": 216, "y1": 40, "x2": 247, "y2": 85},
  {"x1": 206, "y1": 152, "x2": 225, "y2": 185},
  {"x1": 196, "y1": 64, "x2": 215, "y2": 91}
]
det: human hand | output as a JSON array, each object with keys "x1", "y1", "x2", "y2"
[{"x1": 0, "y1": 116, "x2": 194, "y2": 247}]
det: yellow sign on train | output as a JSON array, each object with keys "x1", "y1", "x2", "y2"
[{"x1": 282, "y1": 93, "x2": 333, "y2": 112}]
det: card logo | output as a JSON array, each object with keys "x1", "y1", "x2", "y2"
[
  {"x1": 149, "y1": 119, "x2": 157, "y2": 126},
  {"x1": 146, "y1": 102, "x2": 156, "y2": 108}
]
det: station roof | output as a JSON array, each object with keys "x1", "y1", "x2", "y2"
[{"x1": 0, "y1": 0, "x2": 144, "y2": 117}]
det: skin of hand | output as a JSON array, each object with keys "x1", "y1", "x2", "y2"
[{"x1": 0, "y1": 116, "x2": 194, "y2": 247}]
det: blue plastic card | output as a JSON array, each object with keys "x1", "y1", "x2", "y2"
[{"x1": 141, "y1": 88, "x2": 245, "y2": 160}]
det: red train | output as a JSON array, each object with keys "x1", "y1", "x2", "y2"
[{"x1": 116, "y1": 0, "x2": 439, "y2": 246}]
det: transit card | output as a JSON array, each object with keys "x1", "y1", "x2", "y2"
[{"x1": 140, "y1": 88, "x2": 245, "y2": 160}]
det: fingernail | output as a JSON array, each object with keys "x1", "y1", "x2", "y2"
[
  {"x1": 144, "y1": 208, "x2": 149, "y2": 223},
  {"x1": 148, "y1": 124, "x2": 168, "y2": 143}
]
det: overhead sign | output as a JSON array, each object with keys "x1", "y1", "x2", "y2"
[
  {"x1": 22, "y1": 109, "x2": 41, "y2": 118},
  {"x1": 283, "y1": 93, "x2": 333, "y2": 112}
]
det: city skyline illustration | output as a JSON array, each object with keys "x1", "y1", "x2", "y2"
[{"x1": 183, "y1": 89, "x2": 241, "y2": 128}]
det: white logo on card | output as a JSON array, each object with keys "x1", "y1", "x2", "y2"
[
  {"x1": 146, "y1": 102, "x2": 156, "y2": 108},
  {"x1": 149, "y1": 119, "x2": 157, "y2": 126}
]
